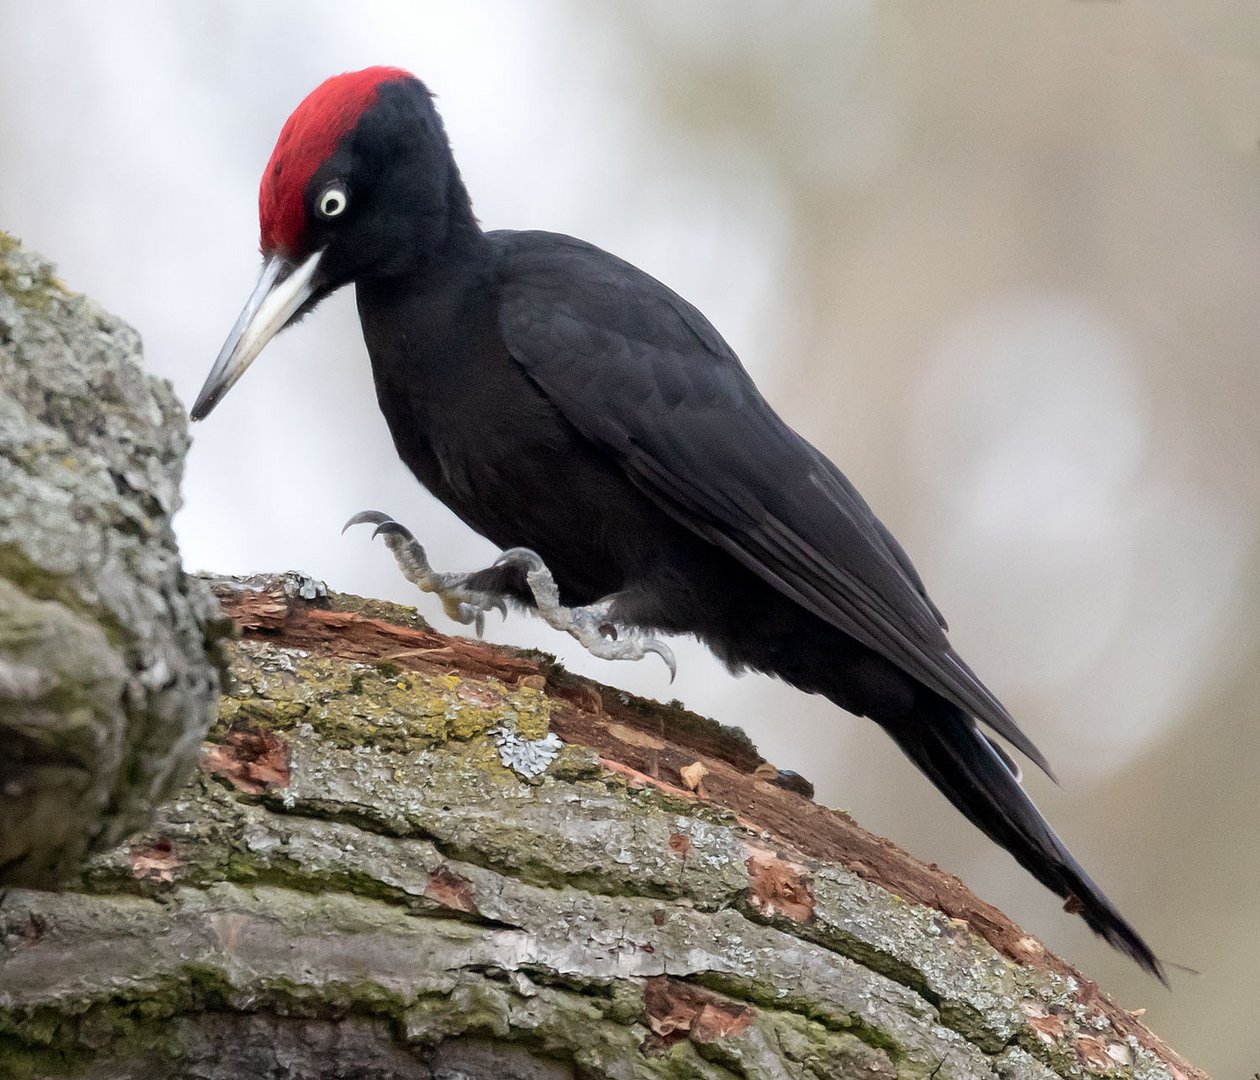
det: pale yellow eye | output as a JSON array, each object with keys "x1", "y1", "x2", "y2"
[{"x1": 317, "y1": 184, "x2": 348, "y2": 218}]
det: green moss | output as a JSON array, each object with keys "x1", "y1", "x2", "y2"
[
  {"x1": 546, "y1": 745, "x2": 604, "y2": 781},
  {"x1": 938, "y1": 1001, "x2": 1009, "y2": 1055},
  {"x1": 759, "y1": 1009, "x2": 895, "y2": 1079},
  {"x1": 0, "y1": 1035, "x2": 84, "y2": 1078},
  {"x1": 373, "y1": 658, "x2": 402, "y2": 679},
  {"x1": 0, "y1": 954, "x2": 709, "y2": 1079},
  {"x1": 0, "y1": 963, "x2": 418, "y2": 1078},
  {"x1": 0, "y1": 964, "x2": 233, "y2": 1070},
  {"x1": 605, "y1": 687, "x2": 763, "y2": 773},
  {"x1": 214, "y1": 644, "x2": 553, "y2": 753},
  {"x1": 693, "y1": 970, "x2": 904, "y2": 1060},
  {"x1": 740, "y1": 900, "x2": 933, "y2": 1003},
  {"x1": 0, "y1": 545, "x2": 129, "y2": 649},
  {"x1": 0, "y1": 568, "x2": 1072, "y2": 1078},
  {"x1": 512, "y1": 647, "x2": 562, "y2": 676},
  {"x1": 209, "y1": 850, "x2": 490, "y2": 924},
  {"x1": 325, "y1": 589, "x2": 431, "y2": 632},
  {"x1": 0, "y1": 232, "x2": 66, "y2": 313}
]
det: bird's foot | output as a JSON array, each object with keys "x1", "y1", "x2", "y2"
[
  {"x1": 344, "y1": 513, "x2": 676, "y2": 679},
  {"x1": 493, "y1": 547, "x2": 676, "y2": 681},
  {"x1": 342, "y1": 511, "x2": 507, "y2": 637}
]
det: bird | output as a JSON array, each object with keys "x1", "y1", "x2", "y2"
[{"x1": 191, "y1": 66, "x2": 1162, "y2": 979}]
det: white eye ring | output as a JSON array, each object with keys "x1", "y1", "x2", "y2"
[{"x1": 317, "y1": 184, "x2": 348, "y2": 219}]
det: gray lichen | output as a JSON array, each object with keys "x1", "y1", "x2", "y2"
[
  {"x1": 493, "y1": 726, "x2": 565, "y2": 778},
  {"x1": 0, "y1": 613, "x2": 1192, "y2": 1080},
  {"x1": 0, "y1": 232, "x2": 1192, "y2": 1078},
  {"x1": 0, "y1": 233, "x2": 225, "y2": 886}
]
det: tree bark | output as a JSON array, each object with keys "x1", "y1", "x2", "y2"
[
  {"x1": 0, "y1": 575, "x2": 1200, "y2": 1080},
  {"x1": 0, "y1": 233, "x2": 224, "y2": 889}
]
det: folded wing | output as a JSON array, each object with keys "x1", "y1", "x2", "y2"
[{"x1": 493, "y1": 230, "x2": 1051, "y2": 775}]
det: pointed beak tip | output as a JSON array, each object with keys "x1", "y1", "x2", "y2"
[
  {"x1": 191, "y1": 249, "x2": 323, "y2": 423},
  {"x1": 189, "y1": 379, "x2": 225, "y2": 423},
  {"x1": 189, "y1": 380, "x2": 226, "y2": 422}
]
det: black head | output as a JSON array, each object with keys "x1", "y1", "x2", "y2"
[{"x1": 191, "y1": 67, "x2": 475, "y2": 420}]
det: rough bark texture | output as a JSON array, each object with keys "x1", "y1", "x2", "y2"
[
  {"x1": 0, "y1": 234, "x2": 225, "y2": 888},
  {"x1": 0, "y1": 575, "x2": 1200, "y2": 1080}
]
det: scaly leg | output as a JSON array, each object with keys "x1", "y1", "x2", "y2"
[
  {"x1": 343, "y1": 512, "x2": 675, "y2": 679},
  {"x1": 492, "y1": 547, "x2": 675, "y2": 680},
  {"x1": 343, "y1": 510, "x2": 506, "y2": 637}
]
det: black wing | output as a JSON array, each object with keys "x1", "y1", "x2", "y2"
[{"x1": 493, "y1": 230, "x2": 1051, "y2": 775}]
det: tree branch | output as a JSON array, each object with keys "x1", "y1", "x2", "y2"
[{"x1": 0, "y1": 575, "x2": 1200, "y2": 1079}]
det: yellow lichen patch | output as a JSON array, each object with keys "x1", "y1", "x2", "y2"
[
  {"x1": 218, "y1": 639, "x2": 552, "y2": 752},
  {"x1": 444, "y1": 673, "x2": 552, "y2": 741}
]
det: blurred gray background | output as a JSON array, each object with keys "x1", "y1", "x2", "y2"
[{"x1": 2, "y1": 2, "x2": 1256, "y2": 1072}]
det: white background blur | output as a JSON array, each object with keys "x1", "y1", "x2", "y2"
[{"x1": 2, "y1": 3, "x2": 1258, "y2": 1073}]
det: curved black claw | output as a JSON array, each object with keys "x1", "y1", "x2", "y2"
[
  {"x1": 342, "y1": 509, "x2": 395, "y2": 535},
  {"x1": 370, "y1": 520, "x2": 416, "y2": 543},
  {"x1": 645, "y1": 639, "x2": 677, "y2": 683},
  {"x1": 493, "y1": 547, "x2": 547, "y2": 574}
]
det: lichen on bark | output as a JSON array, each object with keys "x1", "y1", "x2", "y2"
[
  {"x1": 0, "y1": 234, "x2": 225, "y2": 887},
  {"x1": 0, "y1": 576, "x2": 1199, "y2": 1080}
]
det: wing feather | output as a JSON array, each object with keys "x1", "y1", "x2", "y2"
[{"x1": 493, "y1": 230, "x2": 1051, "y2": 775}]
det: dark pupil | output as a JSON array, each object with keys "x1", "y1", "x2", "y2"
[{"x1": 325, "y1": 195, "x2": 340, "y2": 213}]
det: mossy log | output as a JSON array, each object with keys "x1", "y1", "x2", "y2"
[{"x1": 0, "y1": 575, "x2": 1200, "y2": 1080}]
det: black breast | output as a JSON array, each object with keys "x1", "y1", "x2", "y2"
[{"x1": 354, "y1": 257, "x2": 681, "y2": 606}]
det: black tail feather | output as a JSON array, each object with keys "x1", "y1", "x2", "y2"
[{"x1": 881, "y1": 702, "x2": 1166, "y2": 983}]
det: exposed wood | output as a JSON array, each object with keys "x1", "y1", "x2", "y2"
[{"x1": 0, "y1": 573, "x2": 1198, "y2": 1079}]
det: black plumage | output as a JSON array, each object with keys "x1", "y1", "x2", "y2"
[{"x1": 193, "y1": 69, "x2": 1162, "y2": 979}]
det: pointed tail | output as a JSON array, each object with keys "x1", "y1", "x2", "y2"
[{"x1": 880, "y1": 702, "x2": 1165, "y2": 982}]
